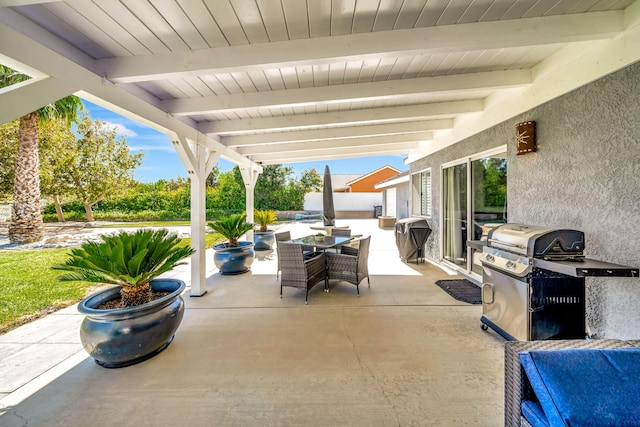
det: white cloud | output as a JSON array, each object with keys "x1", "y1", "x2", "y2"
[
  {"x1": 127, "y1": 133, "x2": 175, "y2": 152},
  {"x1": 103, "y1": 121, "x2": 137, "y2": 138}
]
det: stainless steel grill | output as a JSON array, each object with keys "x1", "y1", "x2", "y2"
[{"x1": 478, "y1": 223, "x2": 638, "y2": 341}]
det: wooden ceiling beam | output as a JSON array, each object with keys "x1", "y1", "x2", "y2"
[
  {"x1": 200, "y1": 100, "x2": 483, "y2": 135},
  {"x1": 98, "y1": 12, "x2": 622, "y2": 83},
  {"x1": 164, "y1": 70, "x2": 529, "y2": 115}
]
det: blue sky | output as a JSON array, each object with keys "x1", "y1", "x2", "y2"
[{"x1": 81, "y1": 100, "x2": 409, "y2": 182}]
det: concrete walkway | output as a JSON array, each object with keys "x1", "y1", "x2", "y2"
[{"x1": 0, "y1": 220, "x2": 506, "y2": 426}]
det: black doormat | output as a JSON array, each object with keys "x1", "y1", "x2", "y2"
[{"x1": 435, "y1": 279, "x2": 482, "y2": 304}]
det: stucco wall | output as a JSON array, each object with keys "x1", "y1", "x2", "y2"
[
  {"x1": 410, "y1": 60, "x2": 640, "y2": 339},
  {"x1": 304, "y1": 192, "x2": 382, "y2": 212}
]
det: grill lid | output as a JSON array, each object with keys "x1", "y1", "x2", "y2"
[
  {"x1": 486, "y1": 223, "x2": 585, "y2": 259},
  {"x1": 481, "y1": 223, "x2": 637, "y2": 278}
]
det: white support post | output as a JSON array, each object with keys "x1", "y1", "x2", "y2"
[
  {"x1": 240, "y1": 165, "x2": 261, "y2": 242},
  {"x1": 172, "y1": 133, "x2": 219, "y2": 297}
]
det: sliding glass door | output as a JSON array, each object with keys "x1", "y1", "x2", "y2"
[
  {"x1": 443, "y1": 163, "x2": 468, "y2": 265},
  {"x1": 442, "y1": 148, "x2": 507, "y2": 275}
]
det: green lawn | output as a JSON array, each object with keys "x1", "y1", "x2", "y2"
[
  {"x1": 0, "y1": 248, "x2": 89, "y2": 333},
  {"x1": 0, "y1": 233, "x2": 224, "y2": 334},
  {"x1": 100, "y1": 221, "x2": 191, "y2": 227},
  {"x1": 178, "y1": 233, "x2": 224, "y2": 249}
]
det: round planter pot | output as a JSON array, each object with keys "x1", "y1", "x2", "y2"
[
  {"x1": 77, "y1": 278, "x2": 186, "y2": 369},
  {"x1": 253, "y1": 230, "x2": 275, "y2": 250},
  {"x1": 213, "y1": 241, "x2": 255, "y2": 275}
]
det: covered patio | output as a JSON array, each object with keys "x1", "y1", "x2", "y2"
[
  {"x1": 1, "y1": 1, "x2": 640, "y2": 425},
  {"x1": 0, "y1": 219, "x2": 504, "y2": 425},
  {"x1": 1, "y1": 0, "x2": 639, "y2": 299}
]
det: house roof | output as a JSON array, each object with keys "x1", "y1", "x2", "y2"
[
  {"x1": 345, "y1": 165, "x2": 402, "y2": 186},
  {"x1": 324, "y1": 174, "x2": 362, "y2": 192},
  {"x1": 1, "y1": 1, "x2": 639, "y2": 168}
]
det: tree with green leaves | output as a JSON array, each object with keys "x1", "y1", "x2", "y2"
[
  {"x1": 0, "y1": 119, "x2": 74, "y2": 220},
  {"x1": 210, "y1": 167, "x2": 245, "y2": 212},
  {"x1": 38, "y1": 119, "x2": 78, "y2": 221},
  {"x1": 205, "y1": 164, "x2": 324, "y2": 213},
  {"x1": 206, "y1": 164, "x2": 220, "y2": 187},
  {"x1": 299, "y1": 168, "x2": 323, "y2": 192},
  {"x1": 254, "y1": 164, "x2": 294, "y2": 209},
  {"x1": 0, "y1": 64, "x2": 83, "y2": 243},
  {"x1": 1, "y1": 115, "x2": 144, "y2": 222},
  {"x1": 0, "y1": 120, "x2": 18, "y2": 198},
  {"x1": 62, "y1": 115, "x2": 144, "y2": 221}
]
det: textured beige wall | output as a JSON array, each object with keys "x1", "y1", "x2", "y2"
[{"x1": 411, "y1": 60, "x2": 640, "y2": 339}]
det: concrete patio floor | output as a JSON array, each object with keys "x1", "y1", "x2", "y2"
[{"x1": 0, "y1": 219, "x2": 506, "y2": 426}]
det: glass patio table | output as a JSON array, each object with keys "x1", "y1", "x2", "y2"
[{"x1": 287, "y1": 234, "x2": 353, "y2": 250}]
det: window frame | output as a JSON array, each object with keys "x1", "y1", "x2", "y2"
[{"x1": 410, "y1": 168, "x2": 432, "y2": 218}]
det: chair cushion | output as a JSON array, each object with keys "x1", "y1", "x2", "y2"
[{"x1": 519, "y1": 348, "x2": 640, "y2": 427}]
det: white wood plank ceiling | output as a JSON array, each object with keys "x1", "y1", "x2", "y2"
[{"x1": 0, "y1": 0, "x2": 638, "y2": 166}]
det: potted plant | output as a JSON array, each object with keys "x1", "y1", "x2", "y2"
[
  {"x1": 208, "y1": 213, "x2": 255, "y2": 275},
  {"x1": 53, "y1": 229, "x2": 195, "y2": 368},
  {"x1": 253, "y1": 209, "x2": 278, "y2": 250}
]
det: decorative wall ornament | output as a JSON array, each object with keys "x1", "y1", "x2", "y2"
[{"x1": 516, "y1": 121, "x2": 537, "y2": 155}]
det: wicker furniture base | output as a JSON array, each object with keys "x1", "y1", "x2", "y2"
[
  {"x1": 505, "y1": 339, "x2": 640, "y2": 427},
  {"x1": 277, "y1": 243, "x2": 326, "y2": 304},
  {"x1": 326, "y1": 236, "x2": 371, "y2": 296}
]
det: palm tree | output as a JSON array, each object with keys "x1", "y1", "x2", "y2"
[{"x1": 0, "y1": 65, "x2": 83, "y2": 243}]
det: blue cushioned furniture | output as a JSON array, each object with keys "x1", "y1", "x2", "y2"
[
  {"x1": 519, "y1": 348, "x2": 640, "y2": 426},
  {"x1": 504, "y1": 340, "x2": 640, "y2": 427}
]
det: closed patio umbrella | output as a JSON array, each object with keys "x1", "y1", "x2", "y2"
[{"x1": 323, "y1": 165, "x2": 335, "y2": 226}]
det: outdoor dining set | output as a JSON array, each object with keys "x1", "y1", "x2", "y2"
[{"x1": 275, "y1": 229, "x2": 371, "y2": 304}]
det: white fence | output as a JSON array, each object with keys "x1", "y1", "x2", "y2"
[{"x1": 304, "y1": 192, "x2": 382, "y2": 212}]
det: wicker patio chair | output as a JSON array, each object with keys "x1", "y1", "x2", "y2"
[
  {"x1": 275, "y1": 230, "x2": 291, "y2": 242},
  {"x1": 326, "y1": 228, "x2": 351, "y2": 253},
  {"x1": 330, "y1": 228, "x2": 351, "y2": 237},
  {"x1": 338, "y1": 240, "x2": 360, "y2": 256},
  {"x1": 326, "y1": 235, "x2": 371, "y2": 296},
  {"x1": 274, "y1": 231, "x2": 291, "y2": 279},
  {"x1": 277, "y1": 243, "x2": 326, "y2": 304},
  {"x1": 504, "y1": 339, "x2": 640, "y2": 427}
]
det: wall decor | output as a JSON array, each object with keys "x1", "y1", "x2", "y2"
[{"x1": 516, "y1": 121, "x2": 537, "y2": 155}]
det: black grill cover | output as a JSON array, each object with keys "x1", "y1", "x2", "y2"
[{"x1": 395, "y1": 218, "x2": 432, "y2": 262}]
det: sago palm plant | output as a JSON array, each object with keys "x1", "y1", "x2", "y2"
[
  {"x1": 53, "y1": 229, "x2": 195, "y2": 307},
  {"x1": 208, "y1": 213, "x2": 253, "y2": 247},
  {"x1": 254, "y1": 209, "x2": 278, "y2": 232}
]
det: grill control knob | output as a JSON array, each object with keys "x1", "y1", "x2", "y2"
[
  {"x1": 506, "y1": 261, "x2": 516, "y2": 269},
  {"x1": 485, "y1": 254, "x2": 495, "y2": 262}
]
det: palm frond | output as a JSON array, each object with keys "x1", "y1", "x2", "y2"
[
  {"x1": 53, "y1": 229, "x2": 195, "y2": 289},
  {"x1": 38, "y1": 95, "x2": 83, "y2": 125},
  {"x1": 0, "y1": 65, "x2": 29, "y2": 88},
  {"x1": 208, "y1": 213, "x2": 253, "y2": 246}
]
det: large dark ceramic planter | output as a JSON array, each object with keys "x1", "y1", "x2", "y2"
[
  {"x1": 213, "y1": 241, "x2": 255, "y2": 274},
  {"x1": 77, "y1": 278, "x2": 185, "y2": 369},
  {"x1": 253, "y1": 230, "x2": 275, "y2": 250}
]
